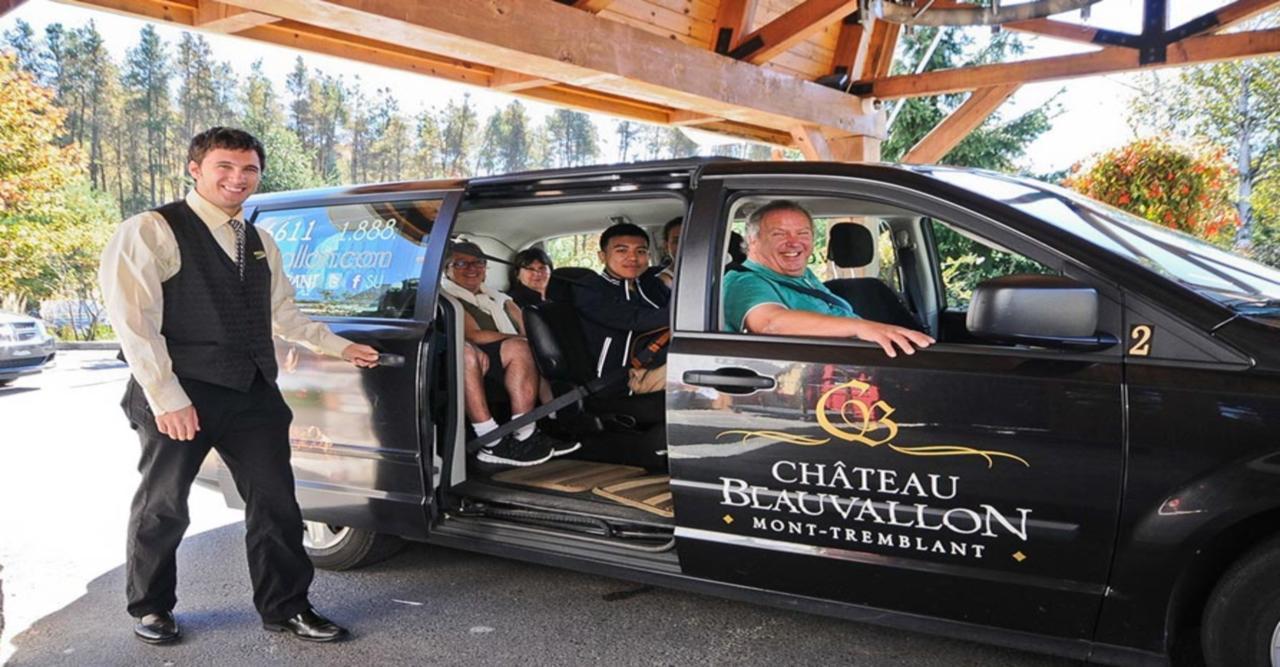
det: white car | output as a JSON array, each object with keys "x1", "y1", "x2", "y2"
[{"x1": 0, "y1": 312, "x2": 57, "y2": 386}]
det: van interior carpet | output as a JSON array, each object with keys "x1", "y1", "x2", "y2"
[
  {"x1": 492, "y1": 459, "x2": 645, "y2": 493},
  {"x1": 592, "y1": 476, "x2": 674, "y2": 518}
]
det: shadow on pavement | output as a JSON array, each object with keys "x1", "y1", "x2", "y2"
[{"x1": 8, "y1": 523, "x2": 1078, "y2": 667}]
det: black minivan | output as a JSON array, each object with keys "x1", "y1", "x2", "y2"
[{"x1": 196, "y1": 159, "x2": 1280, "y2": 666}]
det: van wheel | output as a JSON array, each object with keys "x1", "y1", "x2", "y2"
[
  {"x1": 1202, "y1": 537, "x2": 1280, "y2": 667},
  {"x1": 302, "y1": 520, "x2": 403, "y2": 571}
]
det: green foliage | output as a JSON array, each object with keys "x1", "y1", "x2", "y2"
[
  {"x1": 476, "y1": 100, "x2": 534, "y2": 175},
  {"x1": 544, "y1": 109, "x2": 599, "y2": 168},
  {"x1": 1126, "y1": 50, "x2": 1280, "y2": 252},
  {"x1": 1065, "y1": 138, "x2": 1240, "y2": 244},
  {"x1": 932, "y1": 223, "x2": 1052, "y2": 307}
]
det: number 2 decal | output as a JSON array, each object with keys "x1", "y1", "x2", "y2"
[{"x1": 1129, "y1": 324, "x2": 1153, "y2": 356}]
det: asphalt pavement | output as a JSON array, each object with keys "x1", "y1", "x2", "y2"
[{"x1": 0, "y1": 351, "x2": 1077, "y2": 666}]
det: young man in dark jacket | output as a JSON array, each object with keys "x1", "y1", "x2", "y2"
[{"x1": 572, "y1": 222, "x2": 671, "y2": 394}]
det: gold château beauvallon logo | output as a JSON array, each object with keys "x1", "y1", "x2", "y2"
[{"x1": 718, "y1": 378, "x2": 1029, "y2": 468}]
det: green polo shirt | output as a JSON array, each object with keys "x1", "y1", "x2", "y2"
[{"x1": 722, "y1": 260, "x2": 857, "y2": 332}]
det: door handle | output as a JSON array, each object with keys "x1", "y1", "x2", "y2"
[
  {"x1": 682, "y1": 368, "x2": 776, "y2": 394},
  {"x1": 376, "y1": 353, "x2": 406, "y2": 368}
]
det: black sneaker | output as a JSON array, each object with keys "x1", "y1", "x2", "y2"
[
  {"x1": 476, "y1": 434, "x2": 553, "y2": 467},
  {"x1": 536, "y1": 431, "x2": 582, "y2": 458}
]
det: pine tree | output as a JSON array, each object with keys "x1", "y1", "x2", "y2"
[
  {"x1": 2, "y1": 19, "x2": 42, "y2": 78},
  {"x1": 615, "y1": 120, "x2": 640, "y2": 162},
  {"x1": 438, "y1": 94, "x2": 479, "y2": 177},
  {"x1": 239, "y1": 60, "x2": 317, "y2": 193},
  {"x1": 543, "y1": 109, "x2": 599, "y2": 168},
  {"x1": 121, "y1": 25, "x2": 173, "y2": 209}
]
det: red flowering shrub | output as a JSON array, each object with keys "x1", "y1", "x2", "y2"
[{"x1": 1065, "y1": 138, "x2": 1239, "y2": 244}]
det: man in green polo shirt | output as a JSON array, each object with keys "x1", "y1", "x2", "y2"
[{"x1": 723, "y1": 200, "x2": 934, "y2": 358}]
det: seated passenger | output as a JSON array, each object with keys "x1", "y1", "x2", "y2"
[
  {"x1": 722, "y1": 200, "x2": 935, "y2": 358},
  {"x1": 573, "y1": 223, "x2": 671, "y2": 395},
  {"x1": 506, "y1": 248, "x2": 553, "y2": 309},
  {"x1": 441, "y1": 242, "x2": 579, "y2": 467},
  {"x1": 656, "y1": 216, "x2": 681, "y2": 288}
]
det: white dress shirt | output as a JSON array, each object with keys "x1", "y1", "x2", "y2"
[{"x1": 99, "y1": 189, "x2": 352, "y2": 414}]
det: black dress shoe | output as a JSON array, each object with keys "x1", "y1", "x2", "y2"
[
  {"x1": 134, "y1": 611, "x2": 180, "y2": 644},
  {"x1": 263, "y1": 608, "x2": 349, "y2": 642}
]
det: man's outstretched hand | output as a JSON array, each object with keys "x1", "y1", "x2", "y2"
[{"x1": 342, "y1": 343, "x2": 381, "y2": 368}]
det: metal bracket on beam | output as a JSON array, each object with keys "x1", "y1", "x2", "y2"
[
  {"x1": 1139, "y1": 0, "x2": 1168, "y2": 64},
  {"x1": 727, "y1": 35, "x2": 765, "y2": 61}
]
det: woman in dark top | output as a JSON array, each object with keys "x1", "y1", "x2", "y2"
[{"x1": 507, "y1": 247, "x2": 554, "y2": 308}]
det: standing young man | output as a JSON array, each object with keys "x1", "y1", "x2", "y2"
[{"x1": 99, "y1": 127, "x2": 380, "y2": 645}]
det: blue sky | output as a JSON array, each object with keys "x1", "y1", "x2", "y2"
[{"x1": 0, "y1": 0, "x2": 1231, "y2": 173}]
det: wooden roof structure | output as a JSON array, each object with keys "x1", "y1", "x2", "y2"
[{"x1": 5, "y1": 0, "x2": 1280, "y2": 163}]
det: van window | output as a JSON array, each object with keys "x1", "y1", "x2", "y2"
[
  {"x1": 255, "y1": 199, "x2": 439, "y2": 318},
  {"x1": 544, "y1": 232, "x2": 603, "y2": 270},
  {"x1": 930, "y1": 219, "x2": 1057, "y2": 309}
]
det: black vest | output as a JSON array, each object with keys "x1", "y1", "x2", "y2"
[{"x1": 155, "y1": 200, "x2": 277, "y2": 392}]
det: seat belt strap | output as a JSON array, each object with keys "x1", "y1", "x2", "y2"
[{"x1": 465, "y1": 372, "x2": 626, "y2": 450}]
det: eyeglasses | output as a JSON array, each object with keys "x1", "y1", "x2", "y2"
[
  {"x1": 520, "y1": 265, "x2": 551, "y2": 274},
  {"x1": 449, "y1": 259, "x2": 487, "y2": 270}
]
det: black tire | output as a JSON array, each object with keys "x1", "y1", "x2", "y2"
[
  {"x1": 302, "y1": 522, "x2": 403, "y2": 571},
  {"x1": 1202, "y1": 537, "x2": 1280, "y2": 667}
]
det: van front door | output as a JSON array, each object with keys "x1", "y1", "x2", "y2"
[
  {"x1": 666, "y1": 173, "x2": 1123, "y2": 643},
  {"x1": 248, "y1": 190, "x2": 460, "y2": 540}
]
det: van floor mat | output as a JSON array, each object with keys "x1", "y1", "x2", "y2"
[
  {"x1": 592, "y1": 476, "x2": 674, "y2": 518},
  {"x1": 492, "y1": 459, "x2": 646, "y2": 493}
]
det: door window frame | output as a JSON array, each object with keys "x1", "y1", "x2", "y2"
[
  {"x1": 250, "y1": 189, "x2": 464, "y2": 325},
  {"x1": 676, "y1": 174, "x2": 1124, "y2": 359}
]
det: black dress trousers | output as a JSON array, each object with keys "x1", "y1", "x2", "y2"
[{"x1": 121, "y1": 372, "x2": 314, "y2": 622}]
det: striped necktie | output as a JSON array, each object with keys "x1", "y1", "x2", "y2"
[{"x1": 228, "y1": 218, "x2": 245, "y2": 280}]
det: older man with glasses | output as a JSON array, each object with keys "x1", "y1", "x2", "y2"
[{"x1": 441, "y1": 242, "x2": 579, "y2": 467}]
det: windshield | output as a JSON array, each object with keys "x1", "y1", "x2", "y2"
[{"x1": 923, "y1": 168, "x2": 1280, "y2": 313}]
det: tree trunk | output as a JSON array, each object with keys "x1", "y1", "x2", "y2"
[{"x1": 1234, "y1": 67, "x2": 1254, "y2": 250}]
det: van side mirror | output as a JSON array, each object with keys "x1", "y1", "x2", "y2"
[{"x1": 967, "y1": 274, "x2": 1117, "y2": 352}]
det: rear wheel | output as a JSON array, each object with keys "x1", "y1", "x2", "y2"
[
  {"x1": 301, "y1": 520, "x2": 403, "y2": 571},
  {"x1": 1202, "y1": 537, "x2": 1280, "y2": 667}
]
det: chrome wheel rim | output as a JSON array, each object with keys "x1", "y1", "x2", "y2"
[
  {"x1": 1270, "y1": 617, "x2": 1280, "y2": 667},
  {"x1": 302, "y1": 520, "x2": 349, "y2": 549}
]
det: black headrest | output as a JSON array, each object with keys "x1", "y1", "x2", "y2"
[
  {"x1": 827, "y1": 224, "x2": 875, "y2": 268},
  {"x1": 546, "y1": 267, "x2": 596, "y2": 303}
]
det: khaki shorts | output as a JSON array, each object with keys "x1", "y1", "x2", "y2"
[{"x1": 627, "y1": 365, "x2": 666, "y2": 394}]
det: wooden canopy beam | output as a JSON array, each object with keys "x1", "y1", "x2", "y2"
[
  {"x1": 194, "y1": 0, "x2": 278, "y2": 33},
  {"x1": 901, "y1": 84, "x2": 1019, "y2": 164},
  {"x1": 790, "y1": 124, "x2": 880, "y2": 162},
  {"x1": 829, "y1": 13, "x2": 870, "y2": 77},
  {"x1": 209, "y1": 0, "x2": 879, "y2": 137},
  {"x1": 728, "y1": 0, "x2": 859, "y2": 64},
  {"x1": 570, "y1": 0, "x2": 614, "y2": 13},
  {"x1": 712, "y1": 0, "x2": 759, "y2": 53},
  {"x1": 1002, "y1": 19, "x2": 1102, "y2": 45},
  {"x1": 2, "y1": 0, "x2": 30, "y2": 16},
  {"x1": 863, "y1": 18, "x2": 901, "y2": 79},
  {"x1": 491, "y1": 69, "x2": 553, "y2": 92},
  {"x1": 860, "y1": 27, "x2": 1280, "y2": 100},
  {"x1": 1006, "y1": 1, "x2": 1280, "y2": 49}
]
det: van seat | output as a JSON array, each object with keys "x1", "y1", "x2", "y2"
[
  {"x1": 825, "y1": 224, "x2": 924, "y2": 332},
  {"x1": 523, "y1": 267, "x2": 666, "y2": 469}
]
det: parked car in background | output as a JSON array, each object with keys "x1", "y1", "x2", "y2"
[{"x1": 0, "y1": 312, "x2": 57, "y2": 386}]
